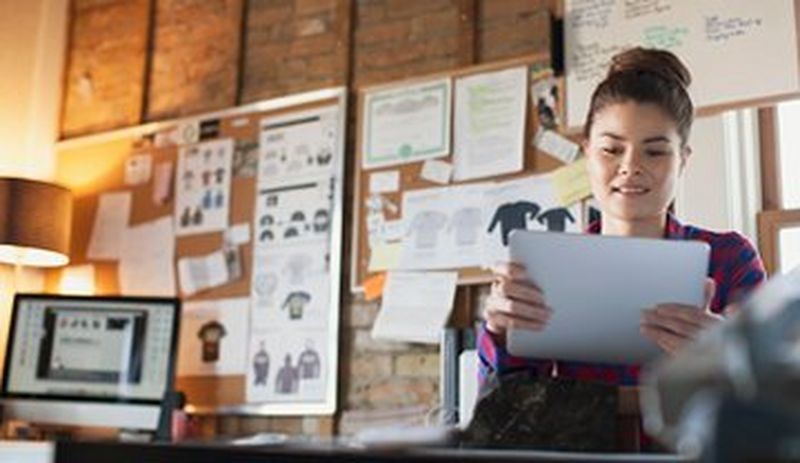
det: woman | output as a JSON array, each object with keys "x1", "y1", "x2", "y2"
[{"x1": 479, "y1": 47, "x2": 766, "y2": 387}]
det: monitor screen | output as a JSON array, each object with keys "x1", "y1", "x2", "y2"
[{"x1": 1, "y1": 294, "x2": 180, "y2": 431}]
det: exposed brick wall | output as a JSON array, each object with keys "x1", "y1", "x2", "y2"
[
  {"x1": 59, "y1": 0, "x2": 556, "y2": 437},
  {"x1": 240, "y1": 0, "x2": 351, "y2": 103},
  {"x1": 145, "y1": 0, "x2": 244, "y2": 121},
  {"x1": 60, "y1": 0, "x2": 151, "y2": 138}
]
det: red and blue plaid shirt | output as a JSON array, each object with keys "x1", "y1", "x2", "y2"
[{"x1": 477, "y1": 214, "x2": 767, "y2": 387}]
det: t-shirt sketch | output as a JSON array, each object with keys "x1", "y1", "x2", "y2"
[
  {"x1": 449, "y1": 207, "x2": 483, "y2": 246},
  {"x1": 198, "y1": 320, "x2": 227, "y2": 363},
  {"x1": 537, "y1": 207, "x2": 576, "y2": 232},
  {"x1": 407, "y1": 210, "x2": 448, "y2": 249},
  {"x1": 487, "y1": 201, "x2": 541, "y2": 246},
  {"x1": 284, "y1": 254, "x2": 313, "y2": 285},
  {"x1": 282, "y1": 291, "x2": 312, "y2": 320},
  {"x1": 297, "y1": 347, "x2": 321, "y2": 379}
]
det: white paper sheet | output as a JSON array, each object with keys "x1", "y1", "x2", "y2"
[
  {"x1": 397, "y1": 183, "x2": 488, "y2": 270},
  {"x1": 87, "y1": 192, "x2": 131, "y2": 260},
  {"x1": 453, "y1": 67, "x2": 527, "y2": 180},
  {"x1": 118, "y1": 216, "x2": 176, "y2": 296},
  {"x1": 125, "y1": 153, "x2": 153, "y2": 186},
  {"x1": 534, "y1": 129, "x2": 581, "y2": 164},
  {"x1": 259, "y1": 106, "x2": 339, "y2": 185},
  {"x1": 152, "y1": 161, "x2": 174, "y2": 205},
  {"x1": 246, "y1": 327, "x2": 328, "y2": 403},
  {"x1": 177, "y1": 297, "x2": 249, "y2": 377},
  {"x1": 372, "y1": 271, "x2": 458, "y2": 344},
  {"x1": 369, "y1": 170, "x2": 400, "y2": 193},
  {"x1": 482, "y1": 174, "x2": 581, "y2": 265},
  {"x1": 420, "y1": 159, "x2": 453, "y2": 185},
  {"x1": 174, "y1": 138, "x2": 233, "y2": 236},
  {"x1": 177, "y1": 249, "x2": 232, "y2": 296},
  {"x1": 362, "y1": 78, "x2": 451, "y2": 169},
  {"x1": 225, "y1": 222, "x2": 251, "y2": 245}
]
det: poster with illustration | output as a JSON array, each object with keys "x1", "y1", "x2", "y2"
[
  {"x1": 174, "y1": 138, "x2": 233, "y2": 236},
  {"x1": 397, "y1": 183, "x2": 488, "y2": 270},
  {"x1": 246, "y1": 329, "x2": 327, "y2": 403},
  {"x1": 177, "y1": 298, "x2": 248, "y2": 377},
  {"x1": 482, "y1": 174, "x2": 581, "y2": 264},
  {"x1": 259, "y1": 105, "x2": 339, "y2": 184},
  {"x1": 254, "y1": 180, "x2": 333, "y2": 245},
  {"x1": 250, "y1": 239, "x2": 330, "y2": 330}
]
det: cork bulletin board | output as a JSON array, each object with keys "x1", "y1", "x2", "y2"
[
  {"x1": 54, "y1": 88, "x2": 347, "y2": 415},
  {"x1": 351, "y1": 53, "x2": 581, "y2": 291}
]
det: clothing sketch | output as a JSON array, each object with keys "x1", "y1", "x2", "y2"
[
  {"x1": 284, "y1": 254, "x2": 313, "y2": 285},
  {"x1": 282, "y1": 291, "x2": 312, "y2": 320},
  {"x1": 253, "y1": 343, "x2": 270, "y2": 386},
  {"x1": 297, "y1": 346, "x2": 321, "y2": 379},
  {"x1": 197, "y1": 320, "x2": 226, "y2": 363},
  {"x1": 537, "y1": 207, "x2": 576, "y2": 232},
  {"x1": 449, "y1": 207, "x2": 483, "y2": 246},
  {"x1": 408, "y1": 210, "x2": 448, "y2": 249},
  {"x1": 487, "y1": 201, "x2": 541, "y2": 246},
  {"x1": 275, "y1": 354, "x2": 299, "y2": 394}
]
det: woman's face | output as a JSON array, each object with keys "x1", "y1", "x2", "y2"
[{"x1": 584, "y1": 102, "x2": 689, "y2": 223}]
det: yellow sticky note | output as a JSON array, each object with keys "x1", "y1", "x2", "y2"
[
  {"x1": 368, "y1": 242, "x2": 402, "y2": 272},
  {"x1": 363, "y1": 272, "x2": 387, "y2": 301},
  {"x1": 552, "y1": 157, "x2": 592, "y2": 206}
]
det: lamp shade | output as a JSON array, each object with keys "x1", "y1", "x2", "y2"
[{"x1": 0, "y1": 177, "x2": 72, "y2": 267}]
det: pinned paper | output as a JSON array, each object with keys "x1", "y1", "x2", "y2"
[
  {"x1": 363, "y1": 272, "x2": 387, "y2": 301},
  {"x1": 118, "y1": 216, "x2": 176, "y2": 297},
  {"x1": 225, "y1": 222, "x2": 251, "y2": 245},
  {"x1": 420, "y1": 159, "x2": 453, "y2": 185},
  {"x1": 534, "y1": 129, "x2": 580, "y2": 164},
  {"x1": 368, "y1": 242, "x2": 402, "y2": 272},
  {"x1": 178, "y1": 247, "x2": 241, "y2": 296},
  {"x1": 125, "y1": 154, "x2": 153, "y2": 186},
  {"x1": 369, "y1": 170, "x2": 400, "y2": 193},
  {"x1": 552, "y1": 158, "x2": 592, "y2": 206},
  {"x1": 372, "y1": 271, "x2": 458, "y2": 344},
  {"x1": 87, "y1": 192, "x2": 131, "y2": 260},
  {"x1": 152, "y1": 161, "x2": 174, "y2": 205}
]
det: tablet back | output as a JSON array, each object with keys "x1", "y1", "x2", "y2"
[{"x1": 507, "y1": 230, "x2": 710, "y2": 365}]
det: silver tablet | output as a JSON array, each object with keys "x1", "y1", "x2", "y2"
[{"x1": 507, "y1": 229, "x2": 710, "y2": 365}]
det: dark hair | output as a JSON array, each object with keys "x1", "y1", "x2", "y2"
[{"x1": 583, "y1": 47, "x2": 694, "y2": 146}]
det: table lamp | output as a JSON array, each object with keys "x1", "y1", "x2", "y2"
[{"x1": 0, "y1": 177, "x2": 72, "y2": 268}]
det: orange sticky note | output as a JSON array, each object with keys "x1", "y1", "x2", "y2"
[{"x1": 363, "y1": 273, "x2": 387, "y2": 301}]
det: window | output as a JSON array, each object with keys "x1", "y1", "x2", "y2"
[{"x1": 758, "y1": 104, "x2": 800, "y2": 275}]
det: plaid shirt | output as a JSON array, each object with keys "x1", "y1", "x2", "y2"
[{"x1": 477, "y1": 214, "x2": 767, "y2": 387}]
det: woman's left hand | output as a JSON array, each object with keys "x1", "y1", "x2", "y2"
[{"x1": 640, "y1": 278, "x2": 723, "y2": 355}]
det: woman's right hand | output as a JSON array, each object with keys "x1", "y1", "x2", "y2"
[{"x1": 483, "y1": 262, "x2": 552, "y2": 346}]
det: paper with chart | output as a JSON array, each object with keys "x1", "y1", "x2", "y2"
[
  {"x1": 254, "y1": 180, "x2": 333, "y2": 245},
  {"x1": 565, "y1": 0, "x2": 800, "y2": 127},
  {"x1": 174, "y1": 138, "x2": 233, "y2": 236},
  {"x1": 362, "y1": 78, "x2": 451, "y2": 169},
  {"x1": 259, "y1": 105, "x2": 339, "y2": 185},
  {"x1": 118, "y1": 216, "x2": 176, "y2": 296},
  {"x1": 482, "y1": 174, "x2": 581, "y2": 265},
  {"x1": 372, "y1": 271, "x2": 458, "y2": 344},
  {"x1": 453, "y1": 67, "x2": 527, "y2": 180},
  {"x1": 87, "y1": 191, "x2": 131, "y2": 260},
  {"x1": 398, "y1": 183, "x2": 488, "y2": 270},
  {"x1": 177, "y1": 298, "x2": 249, "y2": 377}
]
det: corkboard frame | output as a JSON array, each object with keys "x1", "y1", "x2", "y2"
[
  {"x1": 54, "y1": 87, "x2": 348, "y2": 416},
  {"x1": 350, "y1": 53, "x2": 571, "y2": 292}
]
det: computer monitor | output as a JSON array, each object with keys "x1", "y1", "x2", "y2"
[{"x1": 1, "y1": 293, "x2": 180, "y2": 434}]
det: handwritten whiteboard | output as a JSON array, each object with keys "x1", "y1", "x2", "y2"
[{"x1": 565, "y1": 0, "x2": 800, "y2": 128}]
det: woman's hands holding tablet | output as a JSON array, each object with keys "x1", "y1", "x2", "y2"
[
  {"x1": 640, "y1": 278, "x2": 723, "y2": 355},
  {"x1": 484, "y1": 262, "x2": 552, "y2": 347}
]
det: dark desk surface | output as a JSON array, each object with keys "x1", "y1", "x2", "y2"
[{"x1": 54, "y1": 440, "x2": 692, "y2": 463}]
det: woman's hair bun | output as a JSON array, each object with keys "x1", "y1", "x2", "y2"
[{"x1": 607, "y1": 47, "x2": 691, "y2": 89}]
